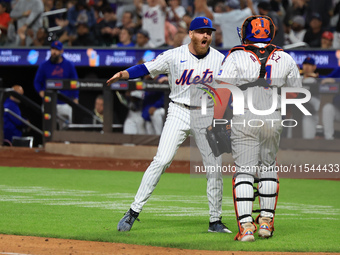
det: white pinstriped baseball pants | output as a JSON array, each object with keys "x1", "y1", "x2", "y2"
[
  {"x1": 131, "y1": 102, "x2": 223, "y2": 222},
  {"x1": 232, "y1": 111, "x2": 282, "y2": 222}
]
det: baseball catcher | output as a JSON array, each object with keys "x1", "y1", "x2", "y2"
[{"x1": 214, "y1": 15, "x2": 302, "y2": 241}]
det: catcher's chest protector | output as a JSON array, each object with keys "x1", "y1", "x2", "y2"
[{"x1": 230, "y1": 44, "x2": 283, "y2": 79}]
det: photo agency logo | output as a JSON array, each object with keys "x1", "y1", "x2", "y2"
[
  {"x1": 197, "y1": 83, "x2": 222, "y2": 115},
  {"x1": 200, "y1": 84, "x2": 312, "y2": 128}
]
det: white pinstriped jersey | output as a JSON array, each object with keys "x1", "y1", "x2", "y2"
[
  {"x1": 217, "y1": 43, "x2": 301, "y2": 111},
  {"x1": 144, "y1": 44, "x2": 225, "y2": 107}
]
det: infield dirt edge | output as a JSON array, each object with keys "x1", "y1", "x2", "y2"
[{"x1": 0, "y1": 234, "x2": 339, "y2": 255}]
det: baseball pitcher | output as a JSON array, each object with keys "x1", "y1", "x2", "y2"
[
  {"x1": 107, "y1": 17, "x2": 231, "y2": 233},
  {"x1": 214, "y1": 15, "x2": 302, "y2": 241}
]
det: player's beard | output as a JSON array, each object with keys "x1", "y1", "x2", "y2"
[
  {"x1": 192, "y1": 36, "x2": 212, "y2": 55},
  {"x1": 50, "y1": 55, "x2": 60, "y2": 64}
]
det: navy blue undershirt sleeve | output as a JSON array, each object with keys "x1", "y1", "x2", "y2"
[{"x1": 126, "y1": 64, "x2": 150, "y2": 79}]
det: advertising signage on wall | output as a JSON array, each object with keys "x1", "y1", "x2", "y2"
[
  {"x1": 0, "y1": 48, "x2": 162, "y2": 67},
  {"x1": 0, "y1": 48, "x2": 339, "y2": 69}
]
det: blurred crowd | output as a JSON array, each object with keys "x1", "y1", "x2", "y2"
[{"x1": 0, "y1": 0, "x2": 340, "y2": 48}]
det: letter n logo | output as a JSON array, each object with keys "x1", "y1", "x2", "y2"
[{"x1": 204, "y1": 19, "x2": 208, "y2": 25}]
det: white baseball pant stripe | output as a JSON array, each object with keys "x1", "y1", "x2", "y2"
[
  {"x1": 191, "y1": 107, "x2": 223, "y2": 222},
  {"x1": 131, "y1": 103, "x2": 223, "y2": 222},
  {"x1": 233, "y1": 111, "x2": 282, "y2": 223}
]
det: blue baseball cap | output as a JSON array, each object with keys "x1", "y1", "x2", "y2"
[
  {"x1": 303, "y1": 57, "x2": 315, "y2": 65},
  {"x1": 189, "y1": 17, "x2": 216, "y2": 31},
  {"x1": 311, "y1": 12, "x2": 322, "y2": 22},
  {"x1": 51, "y1": 41, "x2": 63, "y2": 51}
]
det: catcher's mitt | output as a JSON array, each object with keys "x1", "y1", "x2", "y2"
[{"x1": 206, "y1": 121, "x2": 232, "y2": 157}]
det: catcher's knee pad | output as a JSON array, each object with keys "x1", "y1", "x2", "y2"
[{"x1": 232, "y1": 172, "x2": 258, "y2": 235}]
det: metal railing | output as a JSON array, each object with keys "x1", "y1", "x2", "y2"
[
  {"x1": 4, "y1": 108, "x2": 43, "y2": 135},
  {"x1": 42, "y1": 8, "x2": 68, "y2": 33},
  {"x1": 0, "y1": 89, "x2": 43, "y2": 144},
  {"x1": 42, "y1": 79, "x2": 171, "y2": 146}
]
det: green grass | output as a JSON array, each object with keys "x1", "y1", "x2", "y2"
[{"x1": 0, "y1": 167, "x2": 339, "y2": 252}]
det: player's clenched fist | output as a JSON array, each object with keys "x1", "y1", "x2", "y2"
[{"x1": 106, "y1": 70, "x2": 129, "y2": 86}]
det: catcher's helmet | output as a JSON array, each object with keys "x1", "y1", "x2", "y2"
[{"x1": 240, "y1": 15, "x2": 276, "y2": 44}]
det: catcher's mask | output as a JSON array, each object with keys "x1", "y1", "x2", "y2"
[{"x1": 240, "y1": 15, "x2": 276, "y2": 44}]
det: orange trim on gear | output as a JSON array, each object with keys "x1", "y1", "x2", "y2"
[
  {"x1": 232, "y1": 175, "x2": 242, "y2": 238},
  {"x1": 232, "y1": 174, "x2": 258, "y2": 240},
  {"x1": 231, "y1": 45, "x2": 261, "y2": 65},
  {"x1": 234, "y1": 224, "x2": 258, "y2": 241}
]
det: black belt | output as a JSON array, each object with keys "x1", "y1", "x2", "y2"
[{"x1": 170, "y1": 100, "x2": 203, "y2": 110}]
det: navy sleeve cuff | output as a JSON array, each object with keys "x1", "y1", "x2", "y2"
[{"x1": 126, "y1": 64, "x2": 150, "y2": 79}]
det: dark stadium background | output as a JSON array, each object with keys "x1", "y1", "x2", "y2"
[{"x1": 1, "y1": 65, "x2": 129, "y2": 146}]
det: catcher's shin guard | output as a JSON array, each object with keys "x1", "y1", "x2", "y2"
[
  {"x1": 254, "y1": 164, "x2": 280, "y2": 238},
  {"x1": 232, "y1": 172, "x2": 258, "y2": 240}
]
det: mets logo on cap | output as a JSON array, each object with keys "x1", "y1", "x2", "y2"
[
  {"x1": 189, "y1": 17, "x2": 216, "y2": 31},
  {"x1": 51, "y1": 40, "x2": 63, "y2": 50}
]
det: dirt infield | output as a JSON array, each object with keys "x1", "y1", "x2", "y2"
[
  {"x1": 1, "y1": 234, "x2": 338, "y2": 255},
  {"x1": 0, "y1": 147, "x2": 190, "y2": 173},
  {"x1": 2, "y1": 234, "x2": 339, "y2": 255},
  {"x1": 0, "y1": 147, "x2": 338, "y2": 255}
]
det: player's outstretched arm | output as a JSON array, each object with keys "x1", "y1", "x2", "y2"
[
  {"x1": 107, "y1": 64, "x2": 150, "y2": 86},
  {"x1": 106, "y1": 70, "x2": 129, "y2": 86}
]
